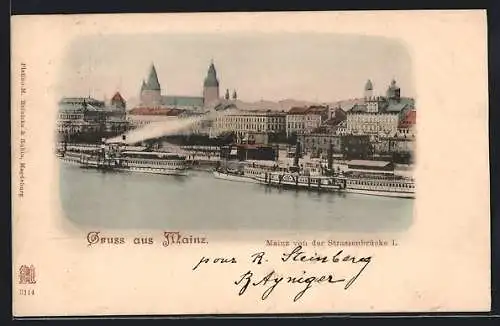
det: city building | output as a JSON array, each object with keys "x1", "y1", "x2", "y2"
[
  {"x1": 346, "y1": 79, "x2": 414, "y2": 137},
  {"x1": 396, "y1": 109, "x2": 416, "y2": 138},
  {"x1": 347, "y1": 107, "x2": 400, "y2": 136},
  {"x1": 213, "y1": 109, "x2": 286, "y2": 140},
  {"x1": 335, "y1": 120, "x2": 348, "y2": 136},
  {"x1": 297, "y1": 133, "x2": 343, "y2": 157},
  {"x1": 57, "y1": 94, "x2": 129, "y2": 141},
  {"x1": 286, "y1": 106, "x2": 328, "y2": 137},
  {"x1": 126, "y1": 107, "x2": 184, "y2": 128},
  {"x1": 105, "y1": 92, "x2": 129, "y2": 133},
  {"x1": 307, "y1": 107, "x2": 347, "y2": 134},
  {"x1": 329, "y1": 106, "x2": 347, "y2": 123}
]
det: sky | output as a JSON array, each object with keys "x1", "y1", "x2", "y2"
[{"x1": 58, "y1": 33, "x2": 414, "y2": 104}]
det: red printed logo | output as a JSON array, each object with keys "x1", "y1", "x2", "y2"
[{"x1": 18, "y1": 265, "x2": 36, "y2": 284}]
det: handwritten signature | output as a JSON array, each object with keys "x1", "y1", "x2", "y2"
[{"x1": 192, "y1": 245, "x2": 372, "y2": 302}]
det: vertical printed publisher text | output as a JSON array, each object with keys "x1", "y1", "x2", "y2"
[{"x1": 18, "y1": 63, "x2": 27, "y2": 198}]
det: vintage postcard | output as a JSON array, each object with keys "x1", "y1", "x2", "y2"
[{"x1": 11, "y1": 11, "x2": 490, "y2": 316}]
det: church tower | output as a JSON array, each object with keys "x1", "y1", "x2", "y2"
[
  {"x1": 364, "y1": 79, "x2": 373, "y2": 99},
  {"x1": 386, "y1": 79, "x2": 401, "y2": 102},
  {"x1": 140, "y1": 63, "x2": 162, "y2": 105},
  {"x1": 111, "y1": 92, "x2": 126, "y2": 110},
  {"x1": 203, "y1": 61, "x2": 220, "y2": 106}
]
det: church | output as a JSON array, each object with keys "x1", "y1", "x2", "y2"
[{"x1": 138, "y1": 61, "x2": 237, "y2": 110}]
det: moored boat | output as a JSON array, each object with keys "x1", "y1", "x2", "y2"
[
  {"x1": 341, "y1": 160, "x2": 415, "y2": 198},
  {"x1": 58, "y1": 142, "x2": 189, "y2": 176},
  {"x1": 115, "y1": 150, "x2": 188, "y2": 176},
  {"x1": 254, "y1": 171, "x2": 346, "y2": 192},
  {"x1": 212, "y1": 170, "x2": 259, "y2": 183}
]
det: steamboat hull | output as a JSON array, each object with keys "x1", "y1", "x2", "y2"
[
  {"x1": 344, "y1": 187, "x2": 415, "y2": 199},
  {"x1": 76, "y1": 163, "x2": 188, "y2": 176},
  {"x1": 59, "y1": 156, "x2": 81, "y2": 165},
  {"x1": 344, "y1": 177, "x2": 415, "y2": 199},
  {"x1": 213, "y1": 171, "x2": 259, "y2": 184},
  {"x1": 255, "y1": 175, "x2": 344, "y2": 193},
  {"x1": 114, "y1": 167, "x2": 188, "y2": 176},
  {"x1": 57, "y1": 152, "x2": 189, "y2": 176}
]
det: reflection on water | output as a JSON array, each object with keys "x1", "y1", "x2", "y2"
[{"x1": 60, "y1": 163, "x2": 413, "y2": 232}]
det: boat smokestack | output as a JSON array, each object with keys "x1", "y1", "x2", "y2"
[
  {"x1": 327, "y1": 142, "x2": 333, "y2": 170},
  {"x1": 294, "y1": 142, "x2": 301, "y2": 167}
]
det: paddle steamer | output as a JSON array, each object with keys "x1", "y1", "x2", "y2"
[
  {"x1": 58, "y1": 141, "x2": 188, "y2": 176},
  {"x1": 213, "y1": 142, "x2": 415, "y2": 198}
]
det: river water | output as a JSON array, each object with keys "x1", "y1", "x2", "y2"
[{"x1": 60, "y1": 162, "x2": 414, "y2": 232}]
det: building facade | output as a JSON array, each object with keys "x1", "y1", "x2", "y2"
[
  {"x1": 286, "y1": 106, "x2": 328, "y2": 136},
  {"x1": 213, "y1": 110, "x2": 286, "y2": 139},
  {"x1": 346, "y1": 111, "x2": 400, "y2": 136},
  {"x1": 346, "y1": 79, "x2": 413, "y2": 137}
]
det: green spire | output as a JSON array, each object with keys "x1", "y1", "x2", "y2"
[
  {"x1": 204, "y1": 61, "x2": 219, "y2": 87},
  {"x1": 146, "y1": 63, "x2": 161, "y2": 91}
]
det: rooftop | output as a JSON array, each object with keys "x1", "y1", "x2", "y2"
[
  {"x1": 386, "y1": 102, "x2": 408, "y2": 113},
  {"x1": 111, "y1": 92, "x2": 126, "y2": 103},
  {"x1": 161, "y1": 95, "x2": 204, "y2": 107},
  {"x1": 59, "y1": 97, "x2": 105, "y2": 105},
  {"x1": 225, "y1": 109, "x2": 286, "y2": 116},
  {"x1": 128, "y1": 107, "x2": 185, "y2": 116},
  {"x1": 399, "y1": 110, "x2": 417, "y2": 127},
  {"x1": 288, "y1": 106, "x2": 328, "y2": 115},
  {"x1": 236, "y1": 144, "x2": 273, "y2": 149},
  {"x1": 288, "y1": 107, "x2": 310, "y2": 114}
]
